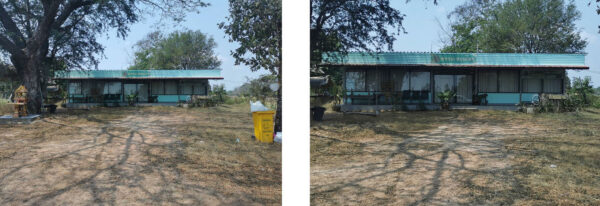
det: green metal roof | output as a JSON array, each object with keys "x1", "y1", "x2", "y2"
[
  {"x1": 54, "y1": 70, "x2": 224, "y2": 79},
  {"x1": 321, "y1": 52, "x2": 588, "y2": 69}
]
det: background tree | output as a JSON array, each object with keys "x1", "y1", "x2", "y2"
[
  {"x1": 129, "y1": 30, "x2": 221, "y2": 70},
  {"x1": 219, "y1": 0, "x2": 282, "y2": 132},
  {"x1": 441, "y1": 0, "x2": 587, "y2": 53},
  {"x1": 230, "y1": 75, "x2": 277, "y2": 104},
  {"x1": 310, "y1": 0, "x2": 438, "y2": 82},
  {"x1": 0, "y1": 0, "x2": 208, "y2": 114}
]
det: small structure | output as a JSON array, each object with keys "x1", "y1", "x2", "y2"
[
  {"x1": 54, "y1": 70, "x2": 224, "y2": 107},
  {"x1": 320, "y1": 52, "x2": 589, "y2": 111},
  {"x1": 12, "y1": 85, "x2": 27, "y2": 117}
]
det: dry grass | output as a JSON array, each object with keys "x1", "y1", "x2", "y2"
[
  {"x1": 0, "y1": 104, "x2": 281, "y2": 205},
  {"x1": 311, "y1": 109, "x2": 600, "y2": 205},
  {"x1": 0, "y1": 99, "x2": 11, "y2": 115}
]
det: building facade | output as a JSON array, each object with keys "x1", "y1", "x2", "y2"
[
  {"x1": 55, "y1": 70, "x2": 223, "y2": 107},
  {"x1": 320, "y1": 52, "x2": 588, "y2": 111}
]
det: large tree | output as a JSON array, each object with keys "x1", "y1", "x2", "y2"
[
  {"x1": 128, "y1": 30, "x2": 221, "y2": 70},
  {"x1": 310, "y1": 0, "x2": 437, "y2": 81},
  {"x1": 0, "y1": 0, "x2": 207, "y2": 114},
  {"x1": 441, "y1": 0, "x2": 587, "y2": 53},
  {"x1": 219, "y1": 0, "x2": 282, "y2": 132}
]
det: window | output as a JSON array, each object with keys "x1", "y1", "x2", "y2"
[
  {"x1": 104, "y1": 82, "x2": 122, "y2": 94},
  {"x1": 193, "y1": 82, "x2": 206, "y2": 95},
  {"x1": 478, "y1": 71, "x2": 497, "y2": 92},
  {"x1": 68, "y1": 82, "x2": 81, "y2": 94},
  {"x1": 165, "y1": 80, "x2": 178, "y2": 95},
  {"x1": 151, "y1": 81, "x2": 164, "y2": 95},
  {"x1": 345, "y1": 70, "x2": 365, "y2": 91},
  {"x1": 180, "y1": 82, "x2": 194, "y2": 95},
  {"x1": 391, "y1": 70, "x2": 409, "y2": 92},
  {"x1": 522, "y1": 79, "x2": 542, "y2": 93},
  {"x1": 498, "y1": 71, "x2": 518, "y2": 92},
  {"x1": 410, "y1": 72, "x2": 430, "y2": 91},
  {"x1": 544, "y1": 79, "x2": 562, "y2": 93},
  {"x1": 366, "y1": 70, "x2": 379, "y2": 91}
]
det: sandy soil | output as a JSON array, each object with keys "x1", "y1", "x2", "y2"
[
  {"x1": 311, "y1": 111, "x2": 547, "y2": 205},
  {"x1": 0, "y1": 105, "x2": 281, "y2": 205}
]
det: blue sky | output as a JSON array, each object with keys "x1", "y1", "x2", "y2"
[
  {"x1": 97, "y1": 0, "x2": 270, "y2": 91},
  {"x1": 97, "y1": 0, "x2": 600, "y2": 90}
]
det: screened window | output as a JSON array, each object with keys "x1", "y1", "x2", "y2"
[
  {"x1": 345, "y1": 70, "x2": 365, "y2": 91},
  {"x1": 410, "y1": 72, "x2": 430, "y2": 91},
  {"x1": 180, "y1": 82, "x2": 194, "y2": 95},
  {"x1": 151, "y1": 81, "x2": 164, "y2": 95},
  {"x1": 478, "y1": 71, "x2": 498, "y2": 92},
  {"x1": 366, "y1": 70, "x2": 379, "y2": 91},
  {"x1": 391, "y1": 70, "x2": 410, "y2": 92},
  {"x1": 81, "y1": 81, "x2": 92, "y2": 95},
  {"x1": 498, "y1": 71, "x2": 518, "y2": 92},
  {"x1": 522, "y1": 79, "x2": 542, "y2": 93},
  {"x1": 193, "y1": 82, "x2": 206, "y2": 95},
  {"x1": 103, "y1": 82, "x2": 122, "y2": 94},
  {"x1": 68, "y1": 82, "x2": 82, "y2": 94},
  {"x1": 165, "y1": 81, "x2": 178, "y2": 95},
  {"x1": 544, "y1": 79, "x2": 562, "y2": 93}
]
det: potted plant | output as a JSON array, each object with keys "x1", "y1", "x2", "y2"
[
  {"x1": 437, "y1": 90, "x2": 455, "y2": 111},
  {"x1": 126, "y1": 93, "x2": 138, "y2": 106}
]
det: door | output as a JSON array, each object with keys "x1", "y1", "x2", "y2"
[
  {"x1": 434, "y1": 74, "x2": 473, "y2": 104},
  {"x1": 434, "y1": 75, "x2": 454, "y2": 103},
  {"x1": 137, "y1": 83, "x2": 148, "y2": 102},
  {"x1": 124, "y1": 83, "x2": 149, "y2": 103},
  {"x1": 456, "y1": 75, "x2": 473, "y2": 103}
]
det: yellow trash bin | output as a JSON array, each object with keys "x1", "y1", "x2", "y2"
[{"x1": 252, "y1": 111, "x2": 275, "y2": 143}]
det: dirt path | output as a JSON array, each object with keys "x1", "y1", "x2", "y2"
[
  {"x1": 311, "y1": 113, "x2": 543, "y2": 205},
  {"x1": 0, "y1": 107, "x2": 280, "y2": 205}
]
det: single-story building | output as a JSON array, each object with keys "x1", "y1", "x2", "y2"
[
  {"x1": 319, "y1": 52, "x2": 588, "y2": 111},
  {"x1": 54, "y1": 70, "x2": 223, "y2": 107}
]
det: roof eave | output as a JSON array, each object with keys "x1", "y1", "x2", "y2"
[{"x1": 319, "y1": 64, "x2": 589, "y2": 70}]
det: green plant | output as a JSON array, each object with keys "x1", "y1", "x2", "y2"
[
  {"x1": 569, "y1": 76, "x2": 594, "y2": 106},
  {"x1": 126, "y1": 93, "x2": 138, "y2": 106},
  {"x1": 437, "y1": 90, "x2": 455, "y2": 110}
]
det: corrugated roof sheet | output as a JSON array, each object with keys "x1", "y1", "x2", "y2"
[
  {"x1": 321, "y1": 52, "x2": 588, "y2": 69},
  {"x1": 55, "y1": 70, "x2": 224, "y2": 79}
]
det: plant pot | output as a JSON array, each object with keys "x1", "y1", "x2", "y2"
[
  {"x1": 311, "y1": 106, "x2": 326, "y2": 121},
  {"x1": 441, "y1": 102, "x2": 450, "y2": 111}
]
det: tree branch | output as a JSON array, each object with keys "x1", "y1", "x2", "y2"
[
  {"x1": 0, "y1": 2, "x2": 26, "y2": 48},
  {"x1": 54, "y1": 0, "x2": 94, "y2": 28}
]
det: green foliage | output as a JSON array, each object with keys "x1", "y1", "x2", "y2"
[
  {"x1": 436, "y1": 90, "x2": 456, "y2": 103},
  {"x1": 126, "y1": 93, "x2": 138, "y2": 106},
  {"x1": 231, "y1": 75, "x2": 277, "y2": 103},
  {"x1": 310, "y1": 0, "x2": 419, "y2": 68},
  {"x1": 219, "y1": 0, "x2": 281, "y2": 75},
  {"x1": 569, "y1": 76, "x2": 594, "y2": 105},
  {"x1": 441, "y1": 0, "x2": 587, "y2": 54},
  {"x1": 128, "y1": 30, "x2": 221, "y2": 70},
  {"x1": 220, "y1": 0, "x2": 281, "y2": 131},
  {"x1": 210, "y1": 84, "x2": 227, "y2": 104}
]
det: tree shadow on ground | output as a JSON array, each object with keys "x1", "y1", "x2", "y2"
[
  {"x1": 0, "y1": 108, "x2": 280, "y2": 205},
  {"x1": 311, "y1": 111, "x2": 533, "y2": 205}
]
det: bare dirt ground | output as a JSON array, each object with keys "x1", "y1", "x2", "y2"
[
  {"x1": 0, "y1": 104, "x2": 281, "y2": 205},
  {"x1": 311, "y1": 110, "x2": 600, "y2": 205}
]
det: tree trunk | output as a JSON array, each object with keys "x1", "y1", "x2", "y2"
[
  {"x1": 274, "y1": 70, "x2": 282, "y2": 133},
  {"x1": 22, "y1": 57, "x2": 43, "y2": 114}
]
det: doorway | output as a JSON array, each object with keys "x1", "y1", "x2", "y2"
[
  {"x1": 434, "y1": 74, "x2": 473, "y2": 104},
  {"x1": 124, "y1": 83, "x2": 149, "y2": 103}
]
